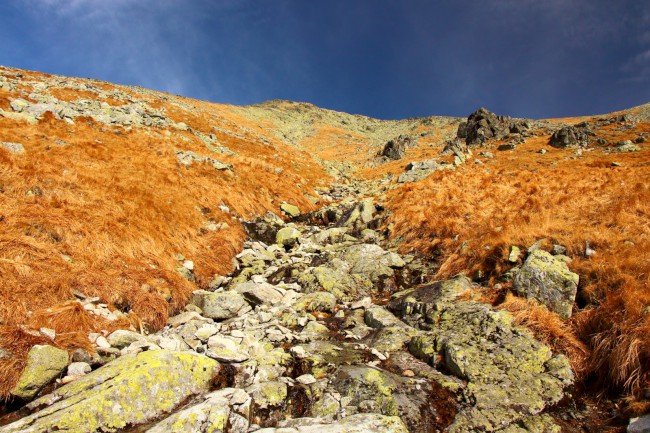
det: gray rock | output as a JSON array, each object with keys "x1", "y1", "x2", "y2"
[
  {"x1": 145, "y1": 389, "x2": 234, "y2": 433},
  {"x1": 66, "y1": 362, "x2": 91, "y2": 377},
  {"x1": 629, "y1": 414, "x2": 650, "y2": 433},
  {"x1": 11, "y1": 345, "x2": 69, "y2": 400},
  {"x1": 231, "y1": 281, "x2": 283, "y2": 306},
  {"x1": 9, "y1": 98, "x2": 29, "y2": 112},
  {"x1": 1, "y1": 141, "x2": 25, "y2": 154},
  {"x1": 190, "y1": 290, "x2": 251, "y2": 320},
  {"x1": 106, "y1": 330, "x2": 146, "y2": 349},
  {"x1": 379, "y1": 135, "x2": 414, "y2": 160},
  {"x1": 364, "y1": 306, "x2": 409, "y2": 329},
  {"x1": 462, "y1": 107, "x2": 530, "y2": 146},
  {"x1": 292, "y1": 291, "x2": 337, "y2": 313},
  {"x1": 513, "y1": 249, "x2": 579, "y2": 319},
  {"x1": 549, "y1": 125, "x2": 592, "y2": 148},
  {"x1": 206, "y1": 335, "x2": 249, "y2": 362}
]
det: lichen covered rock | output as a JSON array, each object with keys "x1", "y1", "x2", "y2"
[
  {"x1": 1, "y1": 350, "x2": 219, "y2": 433},
  {"x1": 513, "y1": 249, "x2": 579, "y2": 319},
  {"x1": 11, "y1": 345, "x2": 69, "y2": 401}
]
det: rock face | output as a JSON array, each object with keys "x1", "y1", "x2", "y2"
[
  {"x1": 460, "y1": 108, "x2": 530, "y2": 146},
  {"x1": 11, "y1": 345, "x2": 69, "y2": 400},
  {"x1": 1, "y1": 351, "x2": 219, "y2": 433},
  {"x1": 513, "y1": 249, "x2": 579, "y2": 319},
  {"x1": 549, "y1": 124, "x2": 593, "y2": 148}
]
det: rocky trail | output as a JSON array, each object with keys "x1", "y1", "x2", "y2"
[
  {"x1": 1, "y1": 178, "x2": 582, "y2": 433},
  {"x1": 1, "y1": 66, "x2": 649, "y2": 432}
]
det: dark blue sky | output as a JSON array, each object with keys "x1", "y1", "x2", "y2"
[{"x1": 1, "y1": 0, "x2": 649, "y2": 119}]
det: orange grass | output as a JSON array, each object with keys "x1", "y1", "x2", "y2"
[
  {"x1": 385, "y1": 126, "x2": 650, "y2": 404},
  {"x1": 0, "y1": 67, "x2": 328, "y2": 397}
]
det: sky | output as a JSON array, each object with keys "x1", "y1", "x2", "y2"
[{"x1": 0, "y1": 0, "x2": 649, "y2": 120}]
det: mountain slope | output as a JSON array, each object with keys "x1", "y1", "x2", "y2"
[{"x1": 0, "y1": 66, "x2": 648, "y2": 425}]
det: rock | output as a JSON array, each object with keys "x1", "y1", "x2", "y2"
[
  {"x1": 341, "y1": 243, "x2": 405, "y2": 283},
  {"x1": 276, "y1": 226, "x2": 301, "y2": 249},
  {"x1": 379, "y1": 135, "x2": 414, "y2": 160},
  {"x1": 323, "y1": 365, "x2": 446, "y2": 432},
  {"x1": 513, "y1": 249, "x2": 579, "y2": 319},
  {"x1": 0, "y1": 141, "x2": 25, "y2": 154},
  {"x1": 145, "y1": 389, "x2": 234, "y2": 433},
  {"x1": 334, "y1": 198, "x2": 378, "y2": 234},
  {"x1": 629, "y1": 414, "x2": 650, "y2": 433},
  {"x1": 462, "y1": 108, "x2": 530, "y2": 146},
  {"x1": 11, "y1": 345, "x2": 69, "y2": 400},
  {"x1": 10, "y1": 98, "x2": 29, "y2": 112},
  {"x1": 231, "y1": 281, "x2": 284, "y2": 306},
  {"x1": 206, "y1": 335, "x2": 249, "y2": 362},
  {"x1": 292, "y1": 291, "x2": 337, "y2": 313},
  {"x1": 246, "y1": 380, "x2": 287, "y2": 409},
  {"x1": 364, "y1": 306, "x2": 409, "y2": 329},
  {"x1": 66, "y1": 362, "x2": 91, "y2": 377},
  {"x1": 106, "y1": 330, "x2": 146, "y2": 348},
  {"x1": 509, "y1": 245, "x2": 521, "y2": 263},
  {"x1": 2, "y1": 351, "x2": 219, "y2": 433},
  {"x1": 614, "y1": 140, "x2": 640, "y2": 152},
  {"x1": 498, "y1": 143, "x2": 517, "y2": 151},
  {"x1": 280, "y1": 202, "x2": 300, "y2": 218},
  {"x1": 406, "y1": 300, "x2": 573, "y2": 432},
  {"x1": 549, "y1": 125, "x2": 592, "y2": 148},
  {"x1": 256, "y1": 413, "x2": 409, "y2": 433},
  {"x1": 243, "y1": 212, "x2": 285, "y2": 244},
  {"x1": 190, "y1": 290, "x2": 251, "y2": 320},
  {"x1": 551, "y1": 244, "x2": 567, "y2": 255},
  {"x1": 296, "y1": 374, "x2": 317, "y2": 385},
  {"x1": 167, "y1": 311, "x2": 210, "y2": 326}
]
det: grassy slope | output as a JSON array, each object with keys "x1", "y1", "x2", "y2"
[
  {"x1": 0, "y1": 66, "x2": 648, "y2": 414},
  {"x1": 383, "y1": 115, "x2": 650, "y2": 412}
]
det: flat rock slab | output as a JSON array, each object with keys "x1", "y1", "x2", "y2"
[{"x1": 0, "y1": 350, "x2": 219, "y2": 433}]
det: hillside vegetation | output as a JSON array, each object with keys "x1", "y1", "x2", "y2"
[{"x1": 0, "y1": 66, "x2": 648, "y2": 424}]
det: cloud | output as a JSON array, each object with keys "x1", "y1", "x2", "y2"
[{"x1": 620, "y1": 49, "x2": 650, "y2": 83}]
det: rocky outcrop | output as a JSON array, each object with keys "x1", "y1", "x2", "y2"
[
  {"x1": 377, "y1": 135, "x2": 415, "y2": 161},
  {"x1": 1, "y1": 351, "x2": 220, "y2": 433},
  {"x1": 390, "y1": 276, "x2": 572, "y2": 432},
  {"x1": 513, "y1": 249, "x2": 579, "y2": 319},
  {"x1": 459, "y1": 108, "x2": 531, "y2": 146},
  {"x1": 549, "y1": 123, "x2": 594, "y2": 148}
]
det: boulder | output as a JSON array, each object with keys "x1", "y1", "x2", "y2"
[
  {"x1": 11, "y1": 345, "x2": 69, "y2": 400},
  {"x1": 462, "y1": 108, "x2": 530, "y2": 146},
  {"x1": 379, "y1": 135, "x2": 414, "y2": 160},
  {"x1": 190, "y1": 290, "x2": 251, "y2": 320},
  {"x1": 106, "y1": 330, "x2": 147, "y2": 348},
  {"x1": 323, "y1": 365, "x2": 449, "y2": 432},
  {"x1": 280, "y1": 202, "x2": 300, "y2": 218},
  {"x1": 2, "y1": 351, "x2": 219, "y2": 433},
  {"x1": 276, "y1": 226, "x2": 301, "y2": 249},
  {"x1": 231, "y1": 281, "x2": 284, "y2": 306},
  {"x1": 243, "y1": 212, "x2": 285, "y2": 244},
  {"x1": 206, "y1": 335, "x2": 249, "y2": 362},
  {"x1": 549, "y1": 125, "x2": 592, "y2": 148},
  {"x1": 513, "y1": 249, "x2": 579, "y2": 319},
  {"x1": 292, "y1": 291, "x2": 337, "y2": 313}
]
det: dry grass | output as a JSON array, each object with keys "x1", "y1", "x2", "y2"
[
  {"x1": 0, "y1": 67, "x2": 328, "y2": 397},
  {"x1": 385, "y1": 125, "x2": 650, "y2": 406}
]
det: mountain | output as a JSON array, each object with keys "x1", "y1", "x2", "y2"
[{"x1": 0, "y1": 66, "x2": 648, "y2": 432}]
